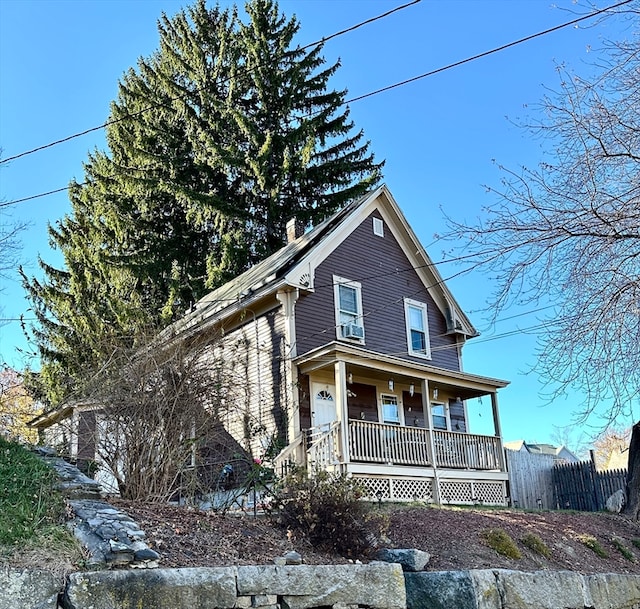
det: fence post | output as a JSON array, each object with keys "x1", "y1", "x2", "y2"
[{"x1": 590, "y1": 450, "x2": 603, "y2": 510}]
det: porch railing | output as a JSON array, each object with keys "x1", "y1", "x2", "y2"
[
  {"x1": 347, "y1": 420, "x2": 503, "y2": 470},
  {"x1": 432, "y1": 429, "x2": 503, "y2": 470},
  {"x1": 348, "y1": 420, "x2": 432, "y2": 466},
  {"x1": 307, "y1": 422, "x2": 341, "y2": 471}
]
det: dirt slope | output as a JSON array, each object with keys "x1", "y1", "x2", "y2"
[{"x1": 110, "y1": 500, "x2": 640, "y2": 575}]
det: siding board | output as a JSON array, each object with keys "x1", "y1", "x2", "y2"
[
  {"x1": 295, "y1": 210, "x2": 461, "y2": 371},
  {"x1": 199, "y1": 310, "x2": 289, "y2": 456}
]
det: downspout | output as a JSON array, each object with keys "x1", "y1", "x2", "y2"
[{"x1": 276, "y1": 289, "x2": 300, "y2": 444}]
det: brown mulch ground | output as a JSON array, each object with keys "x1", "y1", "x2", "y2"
[{"x1": 109, "y1": 499, "x2": 640, "y2": 575}]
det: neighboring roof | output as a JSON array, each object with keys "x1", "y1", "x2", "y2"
[
  {"x1": 504, "y1": 440, "x2": 578, "y2": 461},
  {"x1": 28, "y1": 399, "x2": 99, "y2": 429},
  {"x1": 171, "y1": 184, "x2": 478, "y2": 341}
]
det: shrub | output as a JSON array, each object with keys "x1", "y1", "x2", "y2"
[
  {"x1": 521, "y1": 532, "x2": 551, "y2": 559},
  {"x1": 481, "y1": 528, "x2": 522, "y2": 559},
  {"x1": 271, "y1": 469, "x2": 387, "y2": 557},
  {"x1": 0, "y1": 438, "x2": 67, "y2": 545},
  {"x1": 577, "y1": 534, "x2": 608, "y2": 558},
  {"x1": 612, "y1": 537, "x2": 636, "y2": 562}
]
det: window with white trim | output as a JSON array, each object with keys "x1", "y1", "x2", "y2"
[
  {"x1": 404, "y1": 298, "x2": 431, "y2": 358},
  {"x1": 431, "y1": 402, "x2": 449, "y2": 430},
  {"x1": 381, "y1": 394, "x2": 400, "y2": 425},
  {"x1": 334, "y1": 276, "x2": 364, "y2": 341}
]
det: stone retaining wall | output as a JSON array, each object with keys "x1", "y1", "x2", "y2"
[{"x1": 3, "y1": 564, "x2": 639, "y2": 609}]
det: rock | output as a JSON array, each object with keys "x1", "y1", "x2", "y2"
[
  {"x1": 284, "y1": 550, "x2": 303, "y2": 565},
  {"x1": 0, "y1": 567, "x2": 62, "y2": 609},
  {"x1": 405, "y1": 570, "x2": 481, "y2": 609},
  {"x1": 496, "y1": 569, "x2": 588, "y2": 609},
  {"x1": 375, "y1": 548, "x2": 430, "y2": 571},
  {"x1": 606, "y1": 489, "x2": 626, "y2": 513},
  {"x1": 64, "y1": 567, "x2": 238, "y2": 609},
  {"x1": 237, "y1": 563, "x2": 406, "y2": 609},
  {"x1": 585, "y1": 572, "x2": 640, "y2": 609},
  {"x1": 273, "y1": 557, "x2": 287, "y2": 566},
  {"x1": 134, "y1": 547, "x2": 162, "y2": 561}
]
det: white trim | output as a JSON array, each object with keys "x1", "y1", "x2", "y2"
[
  {"x1": 373, "y1": 217, "x2": 384, "y2": 237},
  {"x1": 404, "y1": 298, "x2": 432, "y2": 359},
  {"x1": 333, "y1": 275, "x2": 365, "y2": 343},
  {"x1": 430, "y1": 401, "x2": 450, "y2": 431},
  {"x1": 380, "y1": 393, "x2": 403, "y2": 425}
]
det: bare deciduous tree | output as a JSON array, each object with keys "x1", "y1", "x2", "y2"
[
  {"x1": 79, "y1": 329, "x2": 258, "y2": 502},
  {"x1": 447, "y1": 32, "x2": 640, "y2": 518}
]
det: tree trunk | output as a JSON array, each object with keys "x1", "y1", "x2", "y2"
[{"x1": 623, "y1": 420, "x2": 640, "y2": 520}]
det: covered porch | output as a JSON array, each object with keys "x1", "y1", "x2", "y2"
[{"x1": 280, "y1": 343, "x2": 510, "y2": 505}]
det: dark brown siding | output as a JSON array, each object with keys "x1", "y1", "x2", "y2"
[
  {"x1": 403, "y1": 391, "x2": 425, "y2": 427},
  {"x1": 77, "y1": 411, "x2": 96, "y2": 460},
  {"x1": 298, "y1": 374, "x2": 311, "y2": 429},
  {"x1": 449, "y1": 398, "x2": 467, "y2": 432},
  {"x1": 347, "y1": 383, "x2": 378, "y2": 421},
  {"x1": 295, "y1": 210, "x2": 461, "y2": 370}
]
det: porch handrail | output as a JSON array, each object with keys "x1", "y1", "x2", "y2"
[
  {"x1": 348, "y1": 420, "x2": 432, "y2": 466},
  {"x1": 432, "y1": 429, "x2": 503, "y2": 470},
  {"x1": 307, "y1": 421, "x2": 341, "y2": 471},
  {"x1": 347, "y1": 420, "x2": 503, "y2": 471},
  {"x1": 272, "y1": 434, "x2": 304, "y2": 476}
]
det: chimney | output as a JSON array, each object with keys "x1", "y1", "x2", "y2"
[{"x1": 286, "y1": 218, "x2": 304, "y2": 243}]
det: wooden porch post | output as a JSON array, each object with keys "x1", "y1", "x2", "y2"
[
  {"x1": 334, "y1": 360, "x2": 350, "y2": 465},
  {"x1": 422, "y1": 379, "x2": 441, "y2": 504},
  {"x1": 491, "y1": 392, "x2": 506, "y2": 471}
]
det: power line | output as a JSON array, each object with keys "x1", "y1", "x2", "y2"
[
  {"x1": 344, "y1": 0, "x2": 633, "y2": 106},
  {"x1": 0, "y1": 0, "x2": 630, "y2": 208},
  {"x1": 0, "y1": 0, "x2": 420, "y2": 166}
]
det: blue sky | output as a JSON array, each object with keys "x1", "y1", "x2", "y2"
[{"x1": 0, "y1": 0, "x2": 635, "y2": 450}]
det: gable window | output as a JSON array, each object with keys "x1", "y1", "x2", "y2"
[
  {"x1": 404, "y1": 298, "x2": 431, "y2": 358},
  {"x1": 334, "y1": 276, "x2": 364, "y2": 341}
]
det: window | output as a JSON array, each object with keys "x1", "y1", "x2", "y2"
[
  {"x1": 404, "y1": 298, "x2": 431, "y2": 358},
  {"x1": 334, "y1": 276, "x2": 364, "y2": 341},
  {"x1": 431, "y1": 402, "x2": 449, "y2": 430},
  {"x1": 373, "y1": 217, "x2": 384, "y2": 237},
  {"x1": 381, "y1": 394, "x2": 400, "y2": 424}
]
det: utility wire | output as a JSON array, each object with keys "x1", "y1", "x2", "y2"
[
  {"x1": 0, "y1": 0, "x2": 420, "y2": 166},
  {"x1": 0, "y1": 0, "x2": 629, "y2": 208},
  {"x1": 344, "y1": 0, "x2": 633, "y2": 106}
]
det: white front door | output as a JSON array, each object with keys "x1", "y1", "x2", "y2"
[{"x1": 312, "y1": 383, "x2": 337, "y2": 429}]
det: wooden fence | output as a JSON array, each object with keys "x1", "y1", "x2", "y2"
[
  {"x1": 505, "y1": 448, "x2": 556, "y2": 509},
  {"x1": 553, "y1": 461, "x2": 627, "y2": 511}
]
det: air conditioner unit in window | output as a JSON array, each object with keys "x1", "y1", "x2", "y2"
[{"x1": 342, "y1": 323, "x2": 364, "y2": 339}]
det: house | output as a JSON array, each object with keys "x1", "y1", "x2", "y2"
[
  {"x1": 33, "y1": 185, "x2": 511, "y2": 505},
  {"x1": 504, "y1": 440, "x2": 579, "y2": 464},
  {"x1": 166, "y1": 185, "x2": 510, "y2": 505}
]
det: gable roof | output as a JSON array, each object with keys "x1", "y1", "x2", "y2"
[
  {"x1": 504, "y1": 440, "x2": 578, "y2": 461},
  {"x1": 171, "y1": 185, "x2": 478, "y2": 340}
]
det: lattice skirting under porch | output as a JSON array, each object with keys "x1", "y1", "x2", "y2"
[{"x1": 354, "y1": 475, "x2": 506, "y2": 506}]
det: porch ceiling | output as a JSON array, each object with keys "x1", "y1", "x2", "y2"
[{"x1": 294, "y1": 342, "x2": 509, "y2": 398}]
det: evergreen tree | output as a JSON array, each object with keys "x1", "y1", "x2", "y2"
[{"x1": 23, "y1": 0, "x2": 382, "y2": 404}]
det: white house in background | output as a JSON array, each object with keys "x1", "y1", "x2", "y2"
[{"x1": 504, "y1": 440, "x2": 579, "y2": 464}]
